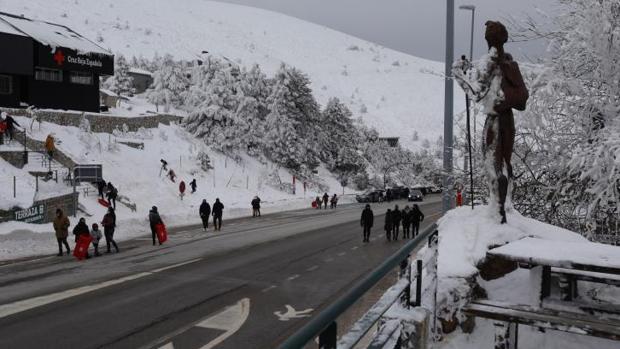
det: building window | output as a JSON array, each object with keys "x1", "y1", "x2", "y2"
[
  {"x1": 70, "y1": 71, "x2": 93, "y2": 85},
  {"x1": 0, "y1": 75, "x2": 12, "y2": 94},
  {"x1": 35, "y1": 67, "x2": 63, "y2": 82}
]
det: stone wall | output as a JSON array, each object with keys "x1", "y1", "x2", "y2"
[
  {"x1": 13, "y1": 130, "x2": 77, "y2": 170},
  {"x1": 0, "y1": 151, "x2": 26, "y2": 168},
  {"x1": 36, "y1": 192, "x2": 79, "y2": 223},
  {"x1": 0, "y1": 107, "x2": 183, "y2": 134},
  {"x1": 0, "y1": 192, "x2": 78, "y2": 224}
]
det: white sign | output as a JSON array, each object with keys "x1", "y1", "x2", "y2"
[{"x1": 14, "y1": 204, "x2": 45, "y2": 223}]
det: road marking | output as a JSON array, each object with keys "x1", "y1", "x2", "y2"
[
  {"x1": 287, "y1": 274, "x2": 300, "y2": 281},
  {"x1": 306, "y1": 265, "x2": 319, "y2": 272},
  {"x1": 337, "y1": 252, "x2": 346, "y2": 257},
  {"x1": 0, "y1": 258, "x2": 203, "y2": 319},
  {"x1": 351, "y1": 246, "x2": 359, "y2": 250},
  {"x1": 159, "y1": 298, "x2": 250, "y2": 349},
  {"x1": 151, "y1": 258, "x2": 203, "y2": 273},
  {"x1": 261, "y1": 285, "x2": 277, "y2": 293},
  {"x1": 274, "y1": 305, "x2": 313, "y2": 321}
]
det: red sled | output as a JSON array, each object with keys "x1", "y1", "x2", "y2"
[
  {"x1": 98, "y1": 198, "x2": 110, "y2": 207},
  {"x1": 73, "y1": 235, "x2": 93, "y2": 260},
  {"x1": 311, "y1": 201, "x2": 317, "y2": 208},
  {"x1": 155, "y1": 223, "x2": 168, "y2": 244}
]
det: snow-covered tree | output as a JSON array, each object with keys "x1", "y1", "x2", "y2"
[
  {"x1": 146, "y1": 55, "x2": 188, "y2": 112},
  {"x1": 505, "y1": 0, "x2": 620, "y2": 238},
  {"x1": 107, "y1": 55, "x2": 134, "y2": 96}
]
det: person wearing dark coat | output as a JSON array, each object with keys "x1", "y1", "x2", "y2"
[
  {"x1": 330, "y1": 194, "x2": 338, "y2": 209},
  {"x1": 391, "y1": 205, "x2": 401, "y2": 241},
  {"x1": 384, "y1": 209, "x2": 393, "y2": 241},
  {"x1": 360, "y1": 204, "x2": 374, "y2": 242},
  {"x1": 315, "y1": 196, "x2": 322, "y2": 210},
  {"x1": 410, "y1": 204, "x2": 425, "y2": 237},
  {"x1": 72, "y1": 217, "x2": 91, "y2": 259},
  {"x1": 402, "y1": 206, "x2": 412, "y2": 239},
  {"x1": 386, "y1": 189, "x2": 393, "y2": 202},
  {"x1": 322, "y1": 193, "x2": 329, "y2": 209},
  {"x1": 106, "y1": 182, "x2": 117, "y2": 209},
  {"x1": 190, "y1": 178, "x2": 197, "y2": 193},
  {"x1": 102, "y1": 207, "x2": 119, "y2": 252},
  {"x1": 251, "y1": 196, "x2": 261, "y2": 217},
  {"x1": 53, "y1": 208, "x2": 71, "y2": 256},
  {"x1": 212, "y1": 198, "x2": 224, "y2": 231},
  {"x1": 3, "y1": 113, "x2": 20, "y2": 141},
  {"x1": 199, "y1": 199, "x2": 211, "y2": 231},
  {"x1": 149, "y1": 206, "x2": 164, "y2": 245},
  {"x1": 97, "y1": 180, "x2": 107, "y2": 200}
]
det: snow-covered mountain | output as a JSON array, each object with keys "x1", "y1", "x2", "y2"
[{"x1": 1, "y1": 0, "x2": 463, "y2": 150}]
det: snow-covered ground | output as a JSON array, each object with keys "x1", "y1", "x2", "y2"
[
  {"x1": 0, "y1": 115, "x2": 354, "y2": 260},
  {"x1": 430, "y1": 206, "x2": 619, "y2": 349},
  {"x1": 1, "y1": 0, "x2": 463, "y2": 150}
]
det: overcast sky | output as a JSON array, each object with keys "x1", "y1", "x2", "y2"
[{"x1": 216, "y1": 0, "x2": 557, "y2": 63}]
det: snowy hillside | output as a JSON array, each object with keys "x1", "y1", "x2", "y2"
[{"x1": 0, "y1": 0, "x2": 463, "y2": 150}]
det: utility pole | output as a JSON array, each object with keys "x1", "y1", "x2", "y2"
[
  {"x1": 460, "y1": 4, "x2": 476, "y2": 209},
  {"x1": 442, "y1": 0, "x2": 455, "y2": 214}
]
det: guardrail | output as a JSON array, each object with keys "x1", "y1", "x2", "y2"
[{"x1": 277, "y1": 223, "x2": 438, "y2": 349}]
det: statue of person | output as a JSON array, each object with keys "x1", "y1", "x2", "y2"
[{"x1": 453, "y1": 21, "x2": 529, "y2": 224}]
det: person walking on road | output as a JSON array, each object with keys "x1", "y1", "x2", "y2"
[
  {"x1": 402, "y1": 206, "x2": 411, "y2": 239},
  {"x1": 410, "y1": 204, "x2": 425, "y2": 237},
  {"x1": 72, "y1": 218, "x2": 91, "y2": 259},
  {"x1": 315, "y1": 196, "x2": 321, "y2": 210},
  {"x1": 102, "y1": 207, "x2": 119, "y2": 253},
  {"x1": 251, "y1": 196, "x2": 261, "y2": 217},
  {"x1": 391, "y1": 205, "x2": 401, "y2": 241},
  {"x1": 330, "y1": 194, "x2": 338, "y2": 209},
  {"x1": 360, "y1": 204, "x2": 374, "y2": 243},
  {"x1": 190, "y1": 178, "x2": 197, "y2": 193},
  {"x1": 90, "y1": 223, "x2": 102, "y2": 256},
  {"x1": 53, "y1": 208, "x2": 71, "y2": 256},
  {"x1": 322, "y1": 193, "x2": 329, "y2": 209},
  {"x1": 384, "y1": 209, "x2": 393, "y2": 241},
  {"x1": 149, "y1": 206, "x2": 164, "y2": 245},
  {"x1": 199, "y1": 199, "x2": 211, "y2": 231},
  {"x1": 212, "y1": 198, "x2": 224, "y2": 231}
]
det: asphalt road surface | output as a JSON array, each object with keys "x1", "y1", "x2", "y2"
[{"x1": 0, "y1": 197, "x2": 442, "y2": 349}]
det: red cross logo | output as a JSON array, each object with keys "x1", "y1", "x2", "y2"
[{"x1": 53, "y1": 50, "x2": 65, "y2": 66}]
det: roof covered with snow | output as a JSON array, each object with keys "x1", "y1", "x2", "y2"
[{"x1": 0, "y1": 12, "x2": 110, "y2": 55}]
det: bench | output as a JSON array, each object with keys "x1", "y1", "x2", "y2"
[{"x1": 464, "y1": 300, "x2": 620, "y2": 348}]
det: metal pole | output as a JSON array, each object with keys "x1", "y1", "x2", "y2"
[
  {"x1": 469, "y1": 9, "x2": 475, "y2": 61},
  {"x1": 442, "y1": 0, "x2": 455, "y2": 214},
  {"x1": 13, "y1": 176, "x2": 16, "y2": 198}
]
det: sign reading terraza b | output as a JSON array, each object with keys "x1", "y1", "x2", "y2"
[{"x1": 14, "y1": 204, "x2": 46, "y2": 223}]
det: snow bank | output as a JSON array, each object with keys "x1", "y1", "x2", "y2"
[{"x1": 437, "y1": 206, "x2": 585, "y2": 279}]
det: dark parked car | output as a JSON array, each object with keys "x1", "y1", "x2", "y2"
[
  {"x1": 408, "y1": 189, "x2": 424, "y2": 202},
  {"x1": 356, "y1": 190, "x2": 385, "y2": 203},
  {"x1": 390, "y1": 186, "x2": 409, "y2": 199}
]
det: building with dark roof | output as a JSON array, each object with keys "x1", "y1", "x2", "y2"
[{"x1": 0, "y1": 12, "x2": 114, "y2": 112}]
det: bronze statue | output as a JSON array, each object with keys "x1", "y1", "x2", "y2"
[{"x1": 453, "y1": 21, "x2": 528, "y2": 224}]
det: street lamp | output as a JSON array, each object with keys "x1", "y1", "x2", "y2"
[
  {"x1": 442, "y1": 0, "x2": 455, "y2": 214},
  {"x1": 459, "y1": 4, "x2": 476, "y2": 210}
]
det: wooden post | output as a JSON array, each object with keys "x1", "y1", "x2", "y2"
[
  {"x1": 541, "y1": 266, "x2": 551, "y2": 301},
  {"x1": 35, "y1": 174, "x2": 39, "y2": 192},
  {"x1": 318, "y1": 321, "x2": 337, "y2": 349},
  {"x1": 494, "y1": 322, "x2": 518, "y2": 349},
  {"x1": 13, "y1": 176, "x2": 16, "y2": 198}
]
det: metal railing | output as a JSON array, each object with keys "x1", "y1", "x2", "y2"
[{"x1": 277, "y1": 223, "x2": 438, "y2": 349}]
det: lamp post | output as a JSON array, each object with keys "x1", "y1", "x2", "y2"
[
  {"x1": 442, "y1": 0, "x2": 455, "y2": 214},
  {"x1": 459, "y1": 4, "x2": 476, "y2": 210}
]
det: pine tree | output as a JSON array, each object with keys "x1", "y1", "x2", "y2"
[
  {"x1": 107, "y1": 55, "x2": 134, "y2": 96},
  {"x1": 146, "y1": 55, "x2": 188, "y2": 112}
]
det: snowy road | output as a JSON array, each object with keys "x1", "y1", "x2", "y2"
[{"x1": 0, "y1": 196, "x2": 442, "y2": 349}]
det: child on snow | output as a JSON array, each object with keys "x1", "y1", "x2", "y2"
[{"x1": 90, "y1": 223, "x2": 102, "y2": 256}]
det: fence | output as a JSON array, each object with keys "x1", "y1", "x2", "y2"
[{"x1": 277, "y1": 224, "x2": 438, "y2": 349}]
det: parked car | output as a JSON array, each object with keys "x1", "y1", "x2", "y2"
[
  {"x1": 390, "y1": 186, "x2": 409, "y2": 199},
  {"x1": 429, "y1": 186, "x2": 442, "y2": 194},
  {"x1": 411, "y1": 186, "x2": 428, "y2": 195},
  {"x1": 408, "y1": 189, "x2": 424, "y2": 202},
  {"x1": 356, "y1": 190, "x2": 385, "y2": 203}
]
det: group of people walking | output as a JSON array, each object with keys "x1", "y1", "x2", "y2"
[
  {"x1": 198, "y1": 198, "x2": 225, "y2": 231},
  {"x1": 315, "y1": 193, "x2": 338, "y2": 209},
  {"x1": 359, "y1": 203, "x2": 425, "y2": 243},
  {"x1": 52, "y1": 207, "x2": 119, "y2": 258}
]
